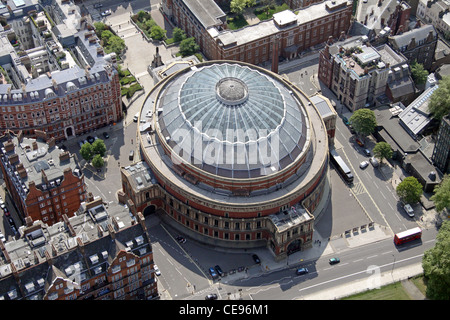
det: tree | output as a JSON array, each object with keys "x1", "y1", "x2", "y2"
[
  {"x1": 230, "y1": 0, "x2": 247, "y2": 14},
  {"x1": 373, "y1": 141, "x2": 393, "y2": 165},
  {"x1": 179, "y1": 37, "x2": 199, "y2": 57},
  {"x1": 107, "y1": 36, "x2": 126, "y2": 55},
  {"x1": 422, "y1": 220, "x2": 450, "y2": 300},
  {"x1": 92, "y1": 154, "x2": 105, "y2": 168},
  {"x1": 349, "y1": 108, "x2": 377, "y2": 137},
  {"x1": 396, "y1": 176, "x2": 423, "y2": 204},
  {"x1": 431, "y1": 175, "x2": 450, "y2": 213},
  {"x1": 150, "y1": 25, "x2": 166, "y2": 40},
  {"x1": 410, "y1": 61, "x2": 429, "y2": 85},
  {"x1": 92, "y1": 139, "x2": 106, "y2": 157},
  {"x1": 101, "y1": 30, "x2": 114, "y2": 43},
  {"x1": 172, "y1": 27, "x2": 186, "y2": 42},
  {"x1": 428, "y1": 75, "x2": 450, "y2": 120},
  {"x1": 80, "y1": 143, "x2": 94, "y2": 162}
]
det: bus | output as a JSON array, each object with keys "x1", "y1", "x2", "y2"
[
  {"x1": 329, "y1": 149, "x2": 354, "y2": 183},
  {"x1": 394, "y1": 227, "x2": 422, "y2": 245}
]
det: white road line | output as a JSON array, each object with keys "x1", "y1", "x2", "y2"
[
  {"x1": 367, "y1": 255, "x2": 378, "y2": 259},
  {"x1": 298, "y1": 254, "x2": 424, "y2": 293}
]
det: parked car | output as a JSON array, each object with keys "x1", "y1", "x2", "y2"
[
  {"x1": 93, "y1": 3, "x2": 103, "y2": 8},
  {"x1": 359, "y1": 161, "x2": 369, "y2": 169},
  {"x1": 0, "y1": 232, "x2": 6, "y2": 243},
  {"x1": 403, "y1": 204, "x2": 414, "y2": 218},
  {"x1": 129, "y1": 150, "x2": 134, "y2": 161},
  {"x1": 205, "y1": 293, "x2": 218, "y2": 300},
  {"x1": 87, "y1": 136, "x2": 95, "y2": 144},
  {"x1": 133, "y1": 112, "x2": 139, "y2": 122},
  {"x1": 154, "y1": 264, "x2": 161, "y2": 276},
  {"x1": 215, "y1": 265, "x2": 224, "y2": 277},
  {"x1": 252, "y1": 254, "x2": 261, "y2": 264},
  {"x1": 342, "y1": 117, "x2": 350, "y2": 126},
  {"x1": 369, "y1": 156, "x2": 379, "y2": 167},
  {"x1": 348, "y1": 124, "x2": 355, "y2": 134},
  {"x1": 102, "y1": 132, "x2": 110, "y2": 139},
  {"x1": 329, "y1": 257, "x2": 340, "y2": 265},
  {"x1": 355, "y1": 138, "x2": 364, "y2": 147},
  {"x1": 363, "y1": 148, "x2": 371, "y2": 156},
  {"x1": 296, "y1": 267, "x2": 308, "y2": 275},
  {"x1": 209, "y1": 267, "x2": 218, "y2": 279},
  {"x1": 101, "y1": 9, "x2": 111, "y2": 17}
]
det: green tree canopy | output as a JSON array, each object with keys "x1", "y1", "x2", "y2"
[
  {"x1": 106, "y1": 36, "x2": 126, "y2": 55},
  {"x1": 422, "y1": 220, "x2": 450, "y2": 300},
  {"x1": 230, "y1": 0, "x2": 247, "y2": 14},
  {"x1": 373, "y1": 141, "x2": 393, "y2": 164},
  {"x1": 430, "y1": 174, "x2": 450, "y2": 212},
  {"x1": 349, "y1": 108, "x2": 377, "y2": 137},
  {"x1": 172, "y1": 27, "x2": 186, "y2": 42},
  {"x1": 179, "y1": 37, "x2": 199, "y2": 57},
  {"x1": 92, "y1": 139, "x2": 106, "y2": 157},
  {"x1": 396, "y1": 176, "x2": 423, "y2": 204},
  {"x1": 80, "y1": 143, "x2": 94, "y2": 162},
  {"x1": 150, "y1": 25, "x2": 166, "y2": 40},
  {"x1": 92, "y1": 154, "x2": 105, "y2": 168},
  {"x1": 410, "y1": 61, "x2": 429, "y2": 85},
  {"x1": 428, "y1": 76, "x2": 450, "y2": 120}
]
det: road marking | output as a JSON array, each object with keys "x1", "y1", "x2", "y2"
[
  {"x1": 367, "y1": 255, "x2": 378, "y2": 259},
  {"x1": 352, "y1": 259, "x2": 363, "y2": 263},
  {"x1": 298, "y1": 254, "x2": 424, "y2": 293}
]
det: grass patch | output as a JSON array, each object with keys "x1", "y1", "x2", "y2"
[
  {"x1": 254, "y1": 3, "x2": 290, "y2": 21},
  {"x1": 342, "y1": 282, "x2": 412, "y2": 300},
  {"x1": 411, "y1": 275, "x2": 428, "y2": 297},
  {"x1": 227, "y1": 14, "x2": 248, "y2": 30}
]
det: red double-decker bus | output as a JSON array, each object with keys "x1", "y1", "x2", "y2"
[{"x1": 394, "y1": 227, "x2": 422, "y2": 245}]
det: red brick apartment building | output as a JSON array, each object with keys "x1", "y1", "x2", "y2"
[
  {"x1": 0, "y1": 65, "x2": 122, "y2": 143},
  {"x1": 0, "y1": 130, "x2": 85, "y2": 226},
  {"x1": 0, "y1": 197, "x2": 158, "y2": 300},
  {"x1": 162, "y1": 0, "x2": 352, "y2": 65}
]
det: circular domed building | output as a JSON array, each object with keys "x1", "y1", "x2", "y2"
[{"x1": 121, "y1": 61, "x2": 330, "y2": 260}]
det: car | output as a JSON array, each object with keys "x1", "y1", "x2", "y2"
[
  {"x1": 101, "y1": 9, "x2": 111, "y2": 17},
  {"x1": 252, "y1": 254, "x2": 261, "y2": 264},
  {"x1": 129, "y1": 150, "x2": 134, "y2": 161},
  {"x1": 363, "y1": 148, "x2": 371, "y2": 156},
  {"x1": 133, "y1": 112, "x2": 139, "y2": 122},
  {"x1": 102, "y1": 132, "x2": 110, "y2": 139},
  {"x1": 342, "y1": 117, "x2": 350, "y2": 126},
  {"x1": 4, "y1": 209, "x2": 10, "y2": 217},
  {"x1": 176, "y1": 236, "x2": 186, "y2": 243},
  {"x1": 78, "y1": 141, "x2": 84, "y2": 148},
  {"x1": 348, "y1": 124, "x2": 355, "y2": 134},
  {"x1": 359, "y1": 161, "x2": 369, "y2": 169},
  {"x1": 205, "y1": 293, "x2": 218, "y2": 300},
  {"x1": 154, "y1": 264, "x2": 161, "y2": 276},
  {"x1": 296, "y1": 267, "x2": 308, "y2": 275},
  {"x1": 403, "y1": 204, "x2": 414, "y2": 218},
  {"x1": 329, "y1": 257, "x2": 340, "y2": 265},
  {"x1": 209, "y1": 267, "x2": 218, "y2": 279},
  {"x1": 355, "y1": 138, "x2": 364, "y2": 147},
  {"x1": 87, "y1": 136, "x2": 95, "y2": 144},
  {"x1": 93, "y1": 3, "x2": 103, "y2": 8},
  {"x1": 215, "y1": 265, "x2": 224, "y2": 277},
  {"x1": 0, "y1": 232, "x2": 6, "y2": 243},
  {"x1": 369, "y1": 156, "x2": 379, "y2": 167}
]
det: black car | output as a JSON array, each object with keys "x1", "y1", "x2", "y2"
[
  {"x1": 252, "y1": 254, "x2": 261, "y2": 264},
  {"x1": 215, "y1": 265, "x2": 224, "y2": 277},
  {"x1": 176, "y1": 236, "x2": 186, "y2": 243},
  {"x1": 103, "y1": 132, "x2": 110, "y2": 139},
  {"x1": 205, "y1": 294, "x2": 218, "y2": 300},
  {"x1": 87, "y1": 136, "x2": 95, "y2": 144},
  {"x1": 296, "y1": 267, "x2": 308, "y2": 275}
]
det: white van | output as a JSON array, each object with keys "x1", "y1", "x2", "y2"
[{"x1": 133, "y1": 112, "x2": 139, "y2": 122}]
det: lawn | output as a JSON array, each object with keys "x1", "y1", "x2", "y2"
[
  {"x1": 342, "y1": 282, "x2": 412, "y2": 300},
  {"x1": 254, "y1": 3, "x2": 290, "y2": 21},
  {"x1": 227, "y1": 14, "x2": 248, "y2": 30}
]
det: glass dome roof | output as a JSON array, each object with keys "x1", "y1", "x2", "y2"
[{"x1": 157, "y1": 63, "x2": 308, "y2": 179}]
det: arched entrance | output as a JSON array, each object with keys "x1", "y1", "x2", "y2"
[
  {"x1": 66, "y1": 127, "x2": 73, "y2": 138},
  {"x1": 143, "y1": 205, "x2": 156, "y2": 217},
  {"x1": 287, "y1": 238, "x2": 303, "y2": 255}
]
